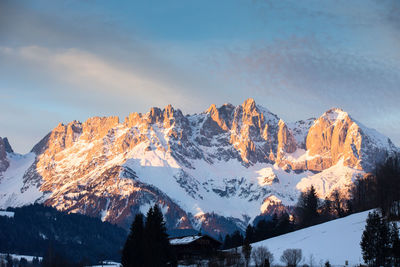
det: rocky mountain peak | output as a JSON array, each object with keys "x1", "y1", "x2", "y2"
[
  {"x1": 162, "y1": 104, "x2": 185, "y2": 128},
  {"x1": 206, "y1": 103, "x2": 218, "y2": 114},
  {"x1": 148, "y1": 107, "x2": 163, "y2": 124},
  {"x1": 320, "y1": 108, "x2": 349, "y2": 123},
  {"x1": 82, "y1": 116, "x2": 119, "y2": 140},
  {"x1": 2, "y1": 137, "x2": 13, "y2": 153},
  {"x1": 1, "y1": 99, "x2": 398, "y2": 238},
  {"x1": 205, "y1": 103, "x2": 234, "y2": 131},
  {"x1": 242, "y1": 98, "x2": 257, "y2": 113},
  {"x1": 303, "y1": 107, "x2": 396, "y2": 172},
  {"x1": 0, "y1": 137, "x2": 10, "y2": 172}
]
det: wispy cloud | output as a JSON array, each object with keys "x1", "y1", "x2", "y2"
[
  {"x1": 211, "y1": 36, "x2": 400, "y2": 145},
  {"x1": 1, "y1": 0, "x2": 399, "y2": 151},
  {"x1": 1, "y1": 46, "x2": 186, "y2": 105}
]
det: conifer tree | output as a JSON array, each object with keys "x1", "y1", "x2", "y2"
[
  {"x1": 297, "y1": 185, "x2": 319, "y2": 226},
  {"x1": 245, "y1": 225, "x2": 255, "y2": 243},
  {"x1": 242, "y1": 239, "x2": 252, "y2": 267},
  {"x1": 390, "y1": 222, "x2": 400, "y2": 265},
  {"x1": 276, "y1": 212, "x2": 293, "y2": 235},
  {"x1": 360, "y1": 211, "x2": 391, "y2": 266},
  {"x1": 230, "y1": 230, "x2": 244, "y2": 248},
  {"x1": 376, "y1": 156, "x2": 400, "y2": 219},
  {"x1": 5, "y1": 254, "x2": 12, "y2": 267},
  {"x1": 223, "y1": 234, "x2": 232, "y2": 249},
  {"x1": 144, "y1": 204, "x2": 175, "y2": 267},
  {"x1": 121, "y1": 213, "x2": 145, "y2": 267},
  {"x1": 264, "y1": 258, "x2": 270, "y2": 267}
]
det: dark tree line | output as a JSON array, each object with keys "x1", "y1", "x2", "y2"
[
  {"x1": 223, "y1": 185, "x2": 327, "y2": 250},
  {"x1": 361, "y1": 210, "x2": 400, "y2": 266},
  {"x1": 0, "y1": 204, "x2": 126, "y2": 265},
  {"x1": 350, "y1": 156, "x2": 400, "y2": 219},
  {"x1": 375, "y1": 156, "x2": 400, "y2": 219},
  {"x1": 223, "y1": 212, "x2": 295, "y2": 249},
  {"x1": 121, "y1": 204, "x2": 176, "y2": 267}
]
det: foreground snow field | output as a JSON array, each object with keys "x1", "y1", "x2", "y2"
[{"x1": 251, "y1": 210, "x2": 371, "y2": 266}]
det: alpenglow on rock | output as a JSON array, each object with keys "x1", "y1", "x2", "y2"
[{"x1": 0, "y1": 99, "x2": 398, "y2": 237}]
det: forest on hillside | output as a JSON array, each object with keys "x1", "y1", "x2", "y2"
[{"x1": 0, "y1": 204, "x2": 127, "y2": 265}]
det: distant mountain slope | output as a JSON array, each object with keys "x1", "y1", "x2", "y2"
[
  {"x1": 0, "y1": 99, "x2": 397, "y2": 237},
  {"x1": 251, "y1": 210, "x2": 371, "y2": 265},
  {"x1": 0, "y1": 204, "x2": 126, "y2": 264}
]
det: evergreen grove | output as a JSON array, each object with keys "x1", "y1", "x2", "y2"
[
  {"x1": 361, "y1": 210, "x2": 400, "y2": 266},
  {"x1": 121, "y1": 204, "x2": 176, "y2": 267}
]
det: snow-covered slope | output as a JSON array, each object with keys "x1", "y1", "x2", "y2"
[
  {"x1": 0, "y1": 99, "x2": 397, "y2": 236},
  {"x1": 0, "y1": 153, "x2": 42, "y2": 208},
  {"x1": 251, "y1": 210, "x2": 371, "y2": 265}
]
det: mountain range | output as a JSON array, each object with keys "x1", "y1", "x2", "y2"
[{"x1": 0, "y1": 98, "x2": 398, "y2": 237}]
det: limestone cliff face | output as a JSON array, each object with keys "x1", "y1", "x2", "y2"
[
  {"x1": 201, "y1": 98, "x2": 282, "y2": 164},
  {"x1": 1, "y1": 99, "x2": 397, "y2": 237},
  {"x1": 277, "y1": 120, "x2": 297, "y2": 156},
  {"x1": 26, "y1": 106, "x2": 197, "y2": 230},
  {"x1": 305, "y1": 108, "x2": 396, "y2": 172}
]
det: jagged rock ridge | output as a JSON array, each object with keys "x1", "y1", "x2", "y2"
[{"x1": 0, "y1": 99, "x2": 397, "y2": 237}]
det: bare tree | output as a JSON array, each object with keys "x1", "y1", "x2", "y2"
[
  {"x1": 280, "y1": 248, "x2": 302, "y2": 267},
  {"x1": 252, "y1": 246, "x2": 274, "y2": 267}
]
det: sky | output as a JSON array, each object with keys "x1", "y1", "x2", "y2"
[{"x1": 1, "y1": 0, "x2": 399, "y2": 153}]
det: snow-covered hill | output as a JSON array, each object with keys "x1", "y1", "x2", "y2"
[
  {"x1": 251, "y1": 210, "x2": 371, "y2": 265},
  {"x1": 0, "y1": 99, "x2": 397, "y2": 236}
]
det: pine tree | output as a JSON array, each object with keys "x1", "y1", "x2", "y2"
[
  {"x1": 360, "y1": 211, "x2": 391, "y2": 266},
  {"x1": 223, "y1": 234, "x2": 232, "y2": 249},
  {"x1": 230, "y1": 230, "x2": 244, "y2": 248},
  {"x1": 276, "y1": 212, "x2": 293, "y2": 235},
  {"x1": 18, "y1": 258, "x2": 27, "y2": 267},
  {"x1": 31, "y1": 257, "x2": 40, "y2": 267},
  {"x1": 242, "y1": 239, "x2": 252, "y2": 267},
  {"x1": 5, "y1": 254, "x2": 12, "y2": 267},
  {"x1": 376, "y1": 156, "x2": 400, "y2": 219},
  {"x1": 306, "y1": 186, "x2": 319, "y2": 219},
  {"x1": 245, "y1": 225, "x2": 255, "y2": 243},
  {"x1": 321, "y1": 197, "x2": 332, "y2": 216},
  {"x1": 297, "y1": 185, "x2": 319, "y2": 226},
  {"x1": 361, "y1": 211, "x2": 379, "y2": 265},
  {"x1": 390, "y1": 222, "x2": 400, "y2": 266},
  {"x1": 144, "y1": 204, "x2": 175, "y2": 267},
  {"x1": 121, "y1": 213, "x2": 145, "y2": 267},
  {"x1": 264, "y1": 258, "x2": 270, "y2": 267}
]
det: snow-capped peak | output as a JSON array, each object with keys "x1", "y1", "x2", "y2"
[
  {"x1": 321, "y1": 108, "x2": 349, "y2": 122},
  {"x1": 0, "y1": 99, "x2": 397, "y2": 237}
]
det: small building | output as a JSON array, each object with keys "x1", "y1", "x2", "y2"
[{"x1": 169, "y1": 234, "x2": 222, "y2": 261}]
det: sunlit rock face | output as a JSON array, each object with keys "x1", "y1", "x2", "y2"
[
  {"x1": 305, "y1": 108, "x2": 396, "y2": 172},
  {"x1": 0, "y1": 99, "x2": 398, "y2": 237}
]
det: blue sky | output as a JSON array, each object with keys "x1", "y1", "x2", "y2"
[{"x1": 1, "y1": 0, "x2": 400, "y2": 153}]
